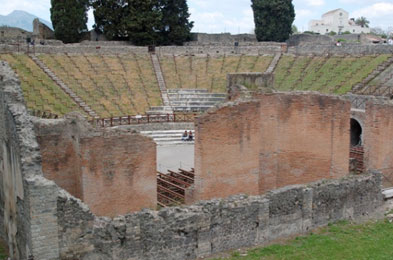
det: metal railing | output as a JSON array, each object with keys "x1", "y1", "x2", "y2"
[{"x1": 91, "y1": 113, "x2": 197, "y2": 127}]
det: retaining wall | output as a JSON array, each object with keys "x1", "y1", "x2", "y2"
[
  {"x1": 57, "y1": 173, "x2": 382, "y2": 260},
  {"x1": 2, "y1": 42, "x2": 393, "y2": 56},
  {"x1": 288, "y1": 44, "x2": 393, "y2": 55}
]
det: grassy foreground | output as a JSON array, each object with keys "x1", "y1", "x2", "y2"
[{"x1": 215, "y1": 220, "x2": 393, "y2": 260}]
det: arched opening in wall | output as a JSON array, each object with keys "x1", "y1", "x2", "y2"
[
  {"x1": 349, "y1": 118, "x2": 364, "y2": 174},
  {"x1": 350, "y1": 118, "x2": 362, "y2": 147}
]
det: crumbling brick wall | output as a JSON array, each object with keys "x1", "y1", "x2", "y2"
[
  {"x1": 193, "y1": 93, "x2": 350, "y2": 201},
  {"x1": 35, "y1": 118, "x2": 83, "y2": 199},
  {"x1": 364, "y1": 101, "x2": 393, "y2": 187},
  {"x1": 34, "y1": 115, "x2": 157, "y2": 217}
]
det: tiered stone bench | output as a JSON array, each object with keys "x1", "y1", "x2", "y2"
[{"x1": 140, "y1": 130, "x2": 195, "y2": 145}]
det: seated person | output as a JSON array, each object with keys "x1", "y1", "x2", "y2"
[
  {"x1": 181, "y1": 130, "x2": 188, "y2": 141},
  {"x1": 188, "y1": 130, "x2": 193, "y2": 141}
]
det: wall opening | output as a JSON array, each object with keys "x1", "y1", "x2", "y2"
[
  {"x1": 350, "y1": 118, "x2": 362, "y2": 147},
  {"x1": 349, "y1": 118, "x2": 364, "y2": 174}
]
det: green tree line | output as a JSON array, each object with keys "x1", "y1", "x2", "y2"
[
  {"x1": 50, "y1": 0, "x2": 193, "y2": 45},
  {"x1": 51, "y1": 0, "x2": 297, "y2": 45}
]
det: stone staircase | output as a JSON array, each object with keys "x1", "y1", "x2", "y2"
[
  {"x1": 352, "y1": 56, "x2": 393, "y2": 95},
  {"x1": 140, "y1": 130, "x2": 195, "y2": 146},
  {"x1": 167, "y1": 89, "x2": 226, "y2": 113},
  {"x1": 362, "y1": 62, "x2": 393, "y2": 96},
  {"x1": 266, "y1": 53, "x2": 282, "y2": 73},
  {"x1": 29, "y1": 54, "x2": 98, "y2": 118},
  {"x1": 147, "y1": 89, "x2": 227, "y2": 114},
  {"x1": 150, "y1": 54, "x2": 172, "y2": 114}
]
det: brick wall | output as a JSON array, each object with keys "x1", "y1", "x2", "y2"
[
  {"x1": 34, "y1": 114, "x2": 157, "y2": 217},
  {"x1": 80, "y1": 134, "x2": 156, "y2": 217},
  {"x1": 35, "y1": 120, "x2": 83, "y2": 199},
  {"x1": 194, "y1": 101, "x2": 262, "y2": 201},
  {"x1": 364, "y1": 102, "x2": 393, "y2": 187},
  {"x1": 258, "y1": 94, "x2": 350, "y2": 193},
  {"x1": 193, "y1": 93, "x2": 351, "y2": 201}
]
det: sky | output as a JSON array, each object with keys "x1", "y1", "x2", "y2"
[{"x1": 0, "y1": 0, "x2": 392, "y2": 34}]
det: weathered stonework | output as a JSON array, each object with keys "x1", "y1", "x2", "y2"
[
  {"x1": 0, "y1": 61, "x2": 59, "y2": 259},
  {"x1": 56, "y1": 173, "x2": 382, "y2": 260},
  {"x1": 227, "y1": 73, "x2": 275, "y2": 101},
  {"x1": 0, "y1": 61, "x2": 387, "y2": 260}
]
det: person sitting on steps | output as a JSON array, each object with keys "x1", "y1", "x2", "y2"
[
  {"x1": 188, "y1": 130, "x2": 193, "y2": 141},
  {"x1": 181, "y1": 130, "x2": 188, "y2": 141}
]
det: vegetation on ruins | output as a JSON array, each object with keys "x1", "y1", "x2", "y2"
[
  {"x1": 50, "y1": 0, "x2": 89, "y2": 43},
  {"x1": 0, "y1": 54, "x2": 83, "y2": 116},
  {"x1": 216, "y1": 220, "x2": 393, "y2": 260},
  {"x1": 274, "y1": 54, "x2": 392, "y2": 94},
  {"x1": 251, "y1": 0, "x2": 295, "y2": 42},
  {"x1": 91, "y1": 0, "x2": 193, "y2": 46},
  {"x1": 38, "y1": 53, "x2": 162, "y2": 117}
]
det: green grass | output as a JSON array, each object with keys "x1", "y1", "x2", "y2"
[
  {"x1": 39, "y1": 53, "x2": 162, "y2": 117},
  {"x1": 215, "y1": 220, "x2": 393, "y2": 260},
  {"x1": 0, "y1": 239, "x2": 8, "y2": 259},
  {"x1": 0, "y1": 54, "x2": 83, "y2": 116},
  {"x1": 160, "y1": 55, "x2": 273, "y2": 93},
  {"x1": 274, "y1": 54, "x2": 392, "y2": 95}
]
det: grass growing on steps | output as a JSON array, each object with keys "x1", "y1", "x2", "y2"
[
  {"x1": 159, "y1": 55, "x2": 273, "y2": 93},
  {"x1": 38, "y1": 53, "x2": 162, "y2": 117},
  {"x1": 274, "y1": 54, "x2": 392, "y2": 95},
  {"x1": 0, "y1": 54, "x2": 82, "y2": 116},
  {"x1": 215, "y1": 220, "x2": 393, "y2": 260}
]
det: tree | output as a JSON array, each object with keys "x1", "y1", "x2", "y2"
[
  {"x1": 355, "y1": 16, "x2": 370, "y2": 28},
  {"x1": 91, "y1": 0, "x2": 193, "y2": 45},
  {"x1": 91, "y1": 0, "x2": 129, "y2": 40},
  {"x1": 157, "y1": 0, "x2": 194, "y2": 45},
  {"x1": 291, "y1": 25, "x2": 298, "y2": 34},
  {"x1": 50, "y1": 0, "x2": 89, "y2": 43},
  {"x1": 251, "y1": 0, "x2": 295, "y2": 42},
  {"x1": 125, "y1": 0, "x2": 162, "y2": 45}
]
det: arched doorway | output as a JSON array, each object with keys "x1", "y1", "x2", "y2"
[
  {"x1": 349, "y1": 118, "x2": 364, "y2": 174},
  {"x1": 350, "y1": 118, "x2": 362, "y2": 147}
]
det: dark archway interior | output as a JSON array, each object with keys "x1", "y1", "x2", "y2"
[{"x1": 350, "y1": 119, "x2": 362, "y2": 147}]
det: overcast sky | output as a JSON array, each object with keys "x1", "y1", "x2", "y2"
[{"x1": 0, "y1": 0, "x2": 392, "y2": 33}]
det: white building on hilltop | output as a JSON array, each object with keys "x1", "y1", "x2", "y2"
[{"x1": 309, "y1": 9, "x2": 370, "y2": 34}]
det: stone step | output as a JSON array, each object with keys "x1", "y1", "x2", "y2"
[
  {"x1": 169, "y1": 97, "x2": 226, "y2": 102},
  {"x1": 167, "y1": 89, "x2": 209, "y2": 94},
  {"x1": 141, "y1": 130, "x2": 194, "y2": 135},
  {"x1": 168, "y1": 93, "x2": 227, "y2": 98},
  {"x1": 148, "y1": 106, "x2": 173, "y2": 111},
  {"x1": 170, "y1": 101, "x2": 219, "y2": 106},
  {"x1": 141, "y1": 130, "x2": 195, "y2": 145},
  {"x1": 383, "y1": 188, "x2": 393, "y2": 199},
  {"x1": 173, "y1": 106, "x2": 214, "y2": 112}
]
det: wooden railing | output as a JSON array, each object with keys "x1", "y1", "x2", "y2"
[{"x1": 91, "y1": 113, "x2": 197, "y2": 127}]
